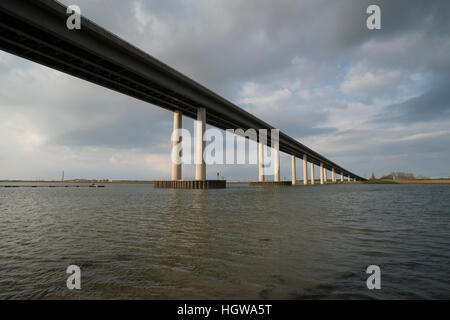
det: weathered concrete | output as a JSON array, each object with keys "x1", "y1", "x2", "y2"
[
  {"x1": 303, "y1": 155, "x2": 308, "y2": 185},
  {"x1": 155, "y1": 180, "x2": 226, "y2": 189},
  {"x1": 332, "y1": 168, "x2": 336, "y2": 183},
  {"x1": 323, "y1": 167, "x2": 328, "y2": 184},
  {"x1": 195, "y1": 108, "x2": 206, "y2": 180},
  {"x1": 311, "y1": 163, "x2": 315, "y2": 185},
  {"x1": 274, "y1": 148, "x2": 280, "y2": 182},
  {"x1": 258, "y1": 142, "x2": 264, "y2": 182},
  {"x1": 292, "y1": 155, "x2": 296, "y2": 185},
  {"x1": 320, "y1": 163, "x2": 324, "y2": 185},
  {"x1": 171, "y1": 111, "x2": 182, "y2": 181}
]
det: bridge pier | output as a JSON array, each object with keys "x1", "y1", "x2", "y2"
[
  {"x1": 341, "y1": 172, "x2": 344, "y2": 182},
  {"x1": 332, "y1": 168, "x2": 336, "y2": 183},
  {"x1": 303, "y1": 155, "x2": 308, "y2": 185},
  {"x1": 324, "y1": 167, "x2": 328, "y2": 184},
  {"x1": 258, "y1": 142, "x2": 264, "y2": 182},
  {"x1": 348, "y1": 175, "x2": 351, "y2": 182},
  {"x1": 252, "y1": 143, "x2": 290, "y2": 186},
  {"x1": 292, "y1": 155, "x2": 296, "y2": 185},
  {"x1": 156, "y1": 108, "x2": 226, "y2": 189},
  {"x1": 311, "y1": 163, "x2": 315, "y2": 185},
  {"x1": 274, "y1": 147, "x2": 280, "y2": 182},
  {"x1": 320, "y1": 163, "x2": 324, "y2": 185},
  {"x1": 195, "y1": 108, "x2": 206, "y2": 180},
  {"x1": 171, "y1": 111, "x2": 182, "y2": 181}
]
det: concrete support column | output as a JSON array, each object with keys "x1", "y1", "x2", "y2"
[
  {"x1": 323, "y1": 168, "x2": 327, "y2": 184},
  {"x1": 332, "y1": 168, "x2": 336, "y2": 183},
  {"x1": 341, "y1": 173, "x2": 344, "y2": 182},
  {"x1": 348, "y1": 175, "x2": 351, "y2": 182},
  {"x1": 311, "y1": 163, "x2": 315, "y2": 185},
  {"x1": 274, "y1": 148, "x2": 280, "y2": 182},
  {"x1": 303, "y1": 155, "x2": 308, "y2": 185},
  {"x1": 258, "y1": 142, "x2": 264, "y2": 182},
  {"x1": 291, "y1": 155, "x2": 296, "y2": 185},
  {"x1": 171, "y1": 111, "x2": 182, "y2": 181},
  {"x1": 195, "y1": 108, "x2": 206, "y2": 180},
  {"x1": 320, "y1": 163, "x2": 324, "y2": 185}
]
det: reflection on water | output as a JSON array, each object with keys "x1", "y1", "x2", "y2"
[{"x1": 0, "y1": 183, "x2": 449, "y2": 299}]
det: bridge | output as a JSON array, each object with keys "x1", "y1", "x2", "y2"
[{"x1": 0, "y1": 0, "x2": 366, "y2": 188}]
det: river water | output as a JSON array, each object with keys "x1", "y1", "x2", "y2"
[{"x1": 0, "y1": 182, "x2": 449, "y2": 299}]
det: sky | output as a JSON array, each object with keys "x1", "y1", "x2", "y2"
[{"x1": 1, "y1": 0, "x2": 449, "y2": 180}]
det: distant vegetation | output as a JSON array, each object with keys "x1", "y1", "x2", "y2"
[
  {"x1": 368, "y1": 172, "x2": 450, "y2": 184},
  {"x1": 370, "y1": 172, "x2": 429, "y2": 181}
]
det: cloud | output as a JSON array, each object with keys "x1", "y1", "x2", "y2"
[
  {"x1": 341, "y1": 68, "x2": 401, "y2": 96},
  {"x1": 374, "y1": 75, "x2": 450, "y2": 123}
]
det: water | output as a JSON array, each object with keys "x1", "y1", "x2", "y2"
[{"x1": 0, "y1": 182, "x2": 449, "y2": 299}]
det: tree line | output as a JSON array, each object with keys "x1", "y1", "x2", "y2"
[{"x1": 370, "y1": 172, "x2": 430, "y2": 180}]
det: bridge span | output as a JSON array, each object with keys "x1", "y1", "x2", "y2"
[{"x1": 0, "y1": 0, "x2": 366, "y2": 187}]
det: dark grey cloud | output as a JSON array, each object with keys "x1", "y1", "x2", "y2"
[
  {"x1": 375, "y1": 75, "x2": 450, "y2": 123},
  {"x1": 60, "y1": 0, "x2": 450, "y2": 94},
  {"x1": 278, "y1": 113, "x2": 338, "y2": 138},
  {"x1": 54, "y1": 110, "x2": 172, "y2": 150}
]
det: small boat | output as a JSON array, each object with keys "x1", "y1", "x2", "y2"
[{"x1": 89, "y1": 182, "x2": 105, "y2": 188}]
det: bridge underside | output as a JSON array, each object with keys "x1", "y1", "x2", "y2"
[{"x1": 0, "y1": 0, "x2": 365, "y2": 181}]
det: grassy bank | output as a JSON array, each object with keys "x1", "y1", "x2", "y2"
[{"x1": 368, "y1": 179, "x2": 450, "y2": 184}]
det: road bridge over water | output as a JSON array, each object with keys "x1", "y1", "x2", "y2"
[{"x1": 0, "y1": 0, "x2": 366, "y2": 188}]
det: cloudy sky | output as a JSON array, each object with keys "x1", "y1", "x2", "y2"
[{"x1": 1, "y1": 0, "x2": 449, "y2": 180}]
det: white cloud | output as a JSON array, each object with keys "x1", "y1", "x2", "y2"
[
  {"x1": 144, "y1": 153, "x2": 171, "y2": 174},
  {"x1": 340, "y1": 66, "x2": 401, "y2": 96},
  {"x1": 0, "y1": 51, "x2": 12, "y2": 66},
  {"x1": 238, "y1": 82, "x2": 292, "y2": 116},
  {"x1": 388, "y1": 130, "x2": 450, "y2": 143}
]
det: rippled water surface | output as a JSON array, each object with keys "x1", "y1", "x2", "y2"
[{"x1": 0, "y1": 183, "x2": 449, "y2": 299}]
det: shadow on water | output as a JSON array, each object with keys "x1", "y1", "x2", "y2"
[{"x1": 257, "y1": 271, "x2": 376, "y2": 300}]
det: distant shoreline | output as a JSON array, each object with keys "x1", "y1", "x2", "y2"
[
  {"x1": 0, "y1": 180, "x2": 156, "y2": 184},
  {"x1": 366, "y1": 179, "x2": 450, "y2": 184},
  {"x1": 2, "y1": 179, "x2": 450, "y2": 185},
  {"x1": 231, "y1": 179, "x2": 450, "y2": 185}
]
